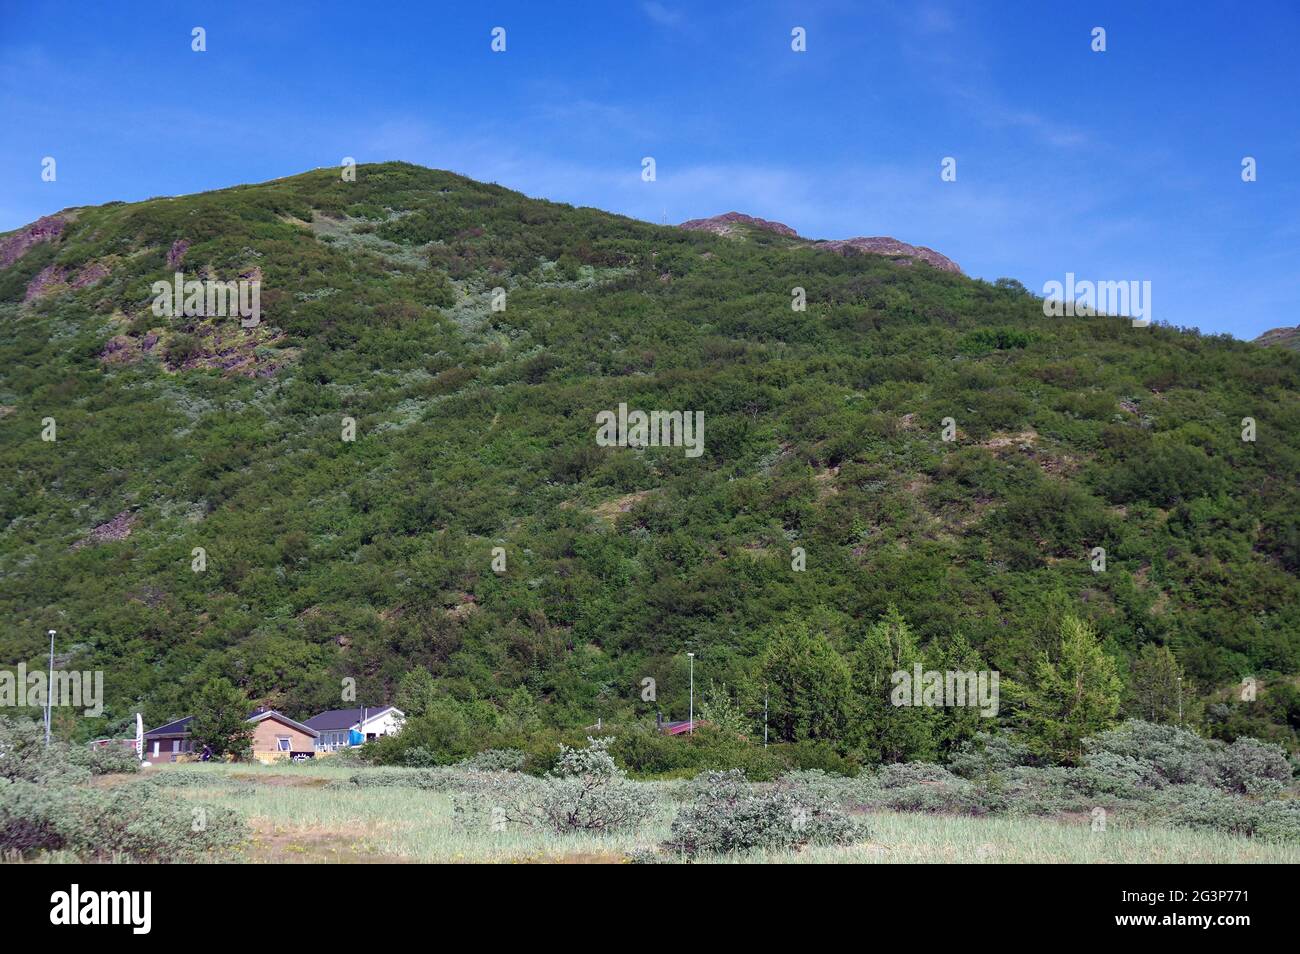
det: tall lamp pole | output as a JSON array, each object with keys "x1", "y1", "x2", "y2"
[
  {"x1": 686, "y1": 652, "x2": 695, "y2": 734},
  {"x1": 45, "y1": 629, "x2": 56, "y2": 746}
]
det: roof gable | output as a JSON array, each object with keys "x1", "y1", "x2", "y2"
[
  {"x1": 247, "y1": 709, "x2": 318, "y2": 737},
  {"x1": 304, "y1": 705, "x2": 400, "y2": 731}
]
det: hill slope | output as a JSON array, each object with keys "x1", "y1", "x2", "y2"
[{"x1": 1, "y1": 162, "x2": 1297, "y2": 746}]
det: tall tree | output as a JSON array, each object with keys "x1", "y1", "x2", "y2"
[
  {"x1": 849, "y1": 606, "x2": 936, "y2": 763},
  {"x1": 1126, "y1": 644, "x2": 1186, "y2": 724},
  {"x1": 188, "y1": 677, "x2": 253, "y2": 759},
  {"x1": 757, "y1": 619, "x2": 852, "y2": 743},
  {"x1": 1023, "y1": 615, "x2": 1122, "y2": 763}
]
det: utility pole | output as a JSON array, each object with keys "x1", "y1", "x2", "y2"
[
  {"x1": 687, "y1": 652, "x2": 695, "y2": 734},
  {"x1": 763, "y1": 690, "x2": 769, "y2": 748},
  {"x1": 45, "y1": 629, "x2": 56, "y2": 746},
  {"x1": 1177, "y1": 676, "x2": 1183, "y2": 727}
]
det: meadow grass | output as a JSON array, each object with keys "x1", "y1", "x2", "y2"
[{"x1": 153, "y1": 762, "x2": 1300, "y2": 864}]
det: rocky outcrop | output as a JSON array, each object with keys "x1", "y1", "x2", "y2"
[
  {"x1": 167, "y1": 238, "x2": 190, "y2": 269},
  {"x1": 71, "y1": 511, "x2": 137, "y2": 550},
  {"x1": 678, "y1": 211, "x2": 799, "y2": 238},
  {"x1": 814, "y1": 236, "x2": 961, "y2": 273},
  {"x1": 1255, "y1": 326, "x2": 1300, "y2": 351},
  {"x1": 71, "y1": 261, "x2": 109, "y2": 288},
  {"x1": 25, "y1": 264, "x2": 67, "y2": 301},
  {"x1": 0, "y1": 215, "x2": 67, "y2": 269},
  {"x1": 678, "y1": 211, "x2": 960, "y2": 272}
]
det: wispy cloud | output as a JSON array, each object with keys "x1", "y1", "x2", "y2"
[{"x1": 641, "y1": 2, "x2": 684, "y2": 29}]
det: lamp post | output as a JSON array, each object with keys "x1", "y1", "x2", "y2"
[
  {"x1": 686, "y1": 652, "x2": 695, "y2": 734},
  {"x1": 45, "y1": 629, "x2": 55, "y2": 746}
]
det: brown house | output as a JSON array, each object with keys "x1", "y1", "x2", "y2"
[
  {"x1": 143, "y1": 709, "x2": 319, "y2": 762},
  {"x1": 246, "y1": 709, "x2": 318, "y2": 762}
]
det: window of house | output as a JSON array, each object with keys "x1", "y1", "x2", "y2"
[
  {"x1": 172, "y1": 740, "x2": 180, "y2": 753},
  {"x1": 277, "y1": 736, "x2": 291, "y2": 752},
  {"x1": 151, "y1": 740, "x2": 159, "y2": 756}
]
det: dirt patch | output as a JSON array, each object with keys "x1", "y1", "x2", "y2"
[
  {"x1": 446, "y1": 593, "x2": 479, "y2": 619},
  {"x1": 981, "y1": 430, "x2": 1038, "y2": 450},
  {"x1": 248, "y1": 820, "x2": 412, "y2": 864},
  {"x1": 813, "y1": 466, "x2": 840, "y2": 499},
  {"x1": 593, "y1": 489, "x2": 654, "y2": 520}
]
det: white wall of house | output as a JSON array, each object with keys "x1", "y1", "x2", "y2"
[
  {"x1": 315, "y1": 729, "x2": 350, "y2": 751},
  {"x1": 360, "y1": 708, "x2": 404, "y2": 739},
  {"x1": 314, "y1": 708, "x2": 404, "y2": 751}
]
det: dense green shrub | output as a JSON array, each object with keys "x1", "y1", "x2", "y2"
[
  {"x1": 1213, "y1": 737, "x2": 1293, "y2": 796},
  {"x1": 454, "y1": 737, "x2": 655, "y2": 834},
  {"x1": 457, "y1": 748, "x2": 526, "y2": 772},
  {"x1": 657, "y1": 769, "x2": 862, "y2": 858},
  {"x1": 1141, "y1": 785, "x2": 1300, "y2": 842},
  {"x1": 0, "y1": 778, "x2": 244, "y2": 860},
  {"x1": 70, "y1": 743, "x2": 141, "y2": 776}
]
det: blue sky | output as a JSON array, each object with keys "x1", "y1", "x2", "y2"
[{"x1": 1, "y1": 0, "x2": 1296, "y2": 339}]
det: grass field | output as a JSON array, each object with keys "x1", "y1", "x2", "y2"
[{"x1": 134, "y1": 762, "x2": 1300, "y2": 864}]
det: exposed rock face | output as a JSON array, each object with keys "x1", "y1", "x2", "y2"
[
  {"x1": 25, "y1": 264, "x2": 67, "y2": 301},
  {"x1": 678, "y1": 211, "x2": 961, "y2": 272},
  {"x1": 814, "y1": 236, "x2": 961, "y2": 273},
  {"x1": 71, "y1": 511, "x2": 137, "y2": 550},
  {"x1": 71, "y1": 261, "x2": 109, "y2": 288},
  {"x1": 167, "y1": 238, "x2": 190, "y2": 269},
  {"x1": 0, "y1": 215, "x2": 67, "y2": 269},
  {"x1": 678, "y1": 211, "x2": 799, "y2": 238},
  {"x1": 1255, "y1": 326, "x2": 1300, "y2": 351}
]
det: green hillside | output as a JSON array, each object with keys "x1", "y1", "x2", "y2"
[{"x1": 2, "y1": 161, "x2": 1298, "y2": 754}]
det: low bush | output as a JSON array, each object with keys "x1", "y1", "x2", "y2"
[
  {"x1": 0, "y1": 719, "x2": 90, "y2": 784},
  {"x1": 1081, "y1": 721, "x2": 1219, "y2": 787},
  {"x1": 0, "y1": 778, "x2": 245, "y2": 861},
  {"x1": 947, "y1": 732, "x2": 1036, "y2": 779},
  {"x1": 71, "y1": 744, "x2": 142, "y2": 777},
  {"x1": 1140, "y1": 785, "x2": 1300, "y2": 842},
  {"x1": 454, "y1": 737, "x2": 655, "y2": 834},
  {"x1": 657, "y1": 769, "x2": 863, "y2": 859},
  {"x1": 457, "y1": 748, "x2": 526, "y2": 772},
  {"x1": 1213, "y1": 738, "x2": 1293, "y2": 796}
]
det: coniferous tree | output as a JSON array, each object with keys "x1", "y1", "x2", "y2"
[
  {"x1": 757, "y1": 619, "x2": 852, "y2": 743},
  {"x1": 1126, "y1": 644, "x2": 1186, "y2": 724},
  {"x1": 850, "y1": 606, "x2": 937, "y2": 763},
  {"x1": 1023, "y1": 615, "x2": 1122, "y2": 764}
]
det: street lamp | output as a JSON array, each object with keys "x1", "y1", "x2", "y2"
[
  {"x1": 45, "y1": 630, "x2": 56, "y2": 746},
  {"x1": 686, "y1": 652, "x2": 695, "y2": 734}
]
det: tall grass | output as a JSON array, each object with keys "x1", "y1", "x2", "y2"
[{"x1": 151, "y1": 763, "x2": 1300, "y2": 864}]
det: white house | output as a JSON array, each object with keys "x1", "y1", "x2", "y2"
[{"x1": 303, "y1": 705, "x2": 405, "y2": 752}]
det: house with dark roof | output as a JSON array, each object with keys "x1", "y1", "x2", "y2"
[
  {"x1": 143, "y1": 717, "x2": 195, "y2": 761},
  {"x1": 304, "y1": 705, "x2": 405, "y2": 752},
  {"x1": 143, "y1": 709, "x2": 319, "y2": 762}
]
